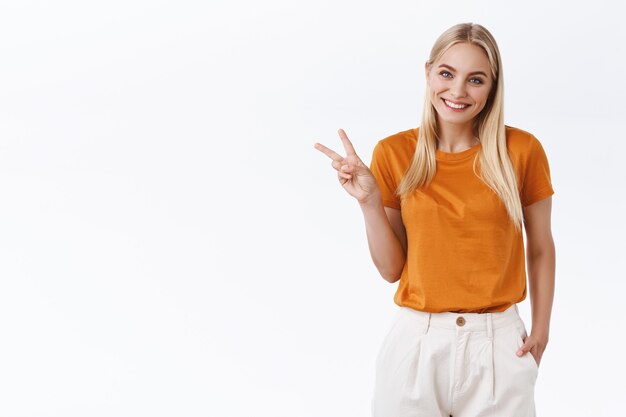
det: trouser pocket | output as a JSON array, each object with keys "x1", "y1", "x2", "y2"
[
  {"x1": 513, "y1": 319, "x2": 539, "y2": 373},
  {"x1": 490, "y1": 321, "x2": 538, "y2": 414}
]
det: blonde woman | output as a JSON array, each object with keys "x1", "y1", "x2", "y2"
[{"x1": 314, "y1": 22, "x2": 555, "y2": 417}]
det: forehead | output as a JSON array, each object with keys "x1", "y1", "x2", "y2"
[{"x1": 435, "y1": 43, "x2": 491, "y2": 74}]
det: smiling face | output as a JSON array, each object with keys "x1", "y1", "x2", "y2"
[{"x1": 425, "y1": 42, "x2": 494, "y2": 128}]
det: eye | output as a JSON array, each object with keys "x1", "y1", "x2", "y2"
[{"x1": 439, "y1": 71, "x2": 484, "y2": 85}]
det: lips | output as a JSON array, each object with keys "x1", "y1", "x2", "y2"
[{"x1": 442, "y1": 98, "x2": 470, "y2": 106}]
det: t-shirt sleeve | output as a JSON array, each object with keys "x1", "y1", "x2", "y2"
[
  {"x1": 521, "y1": 135, "x2": 555, "y2": 207},
  {"x1": 369, "y1": 141, "x2": 401, "y2": 209}
]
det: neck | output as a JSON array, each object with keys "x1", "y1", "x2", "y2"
[{"x1": 436, "y1": 121, "x2": 479, "y2": 152}]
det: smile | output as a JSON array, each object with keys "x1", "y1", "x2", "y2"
[{"x1": 442, "y1": 98, "x2": 471, "y2": 110}]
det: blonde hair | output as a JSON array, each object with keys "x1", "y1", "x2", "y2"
[{"x1": 397, "y1": 22, "x2": 525, "y2": 232}]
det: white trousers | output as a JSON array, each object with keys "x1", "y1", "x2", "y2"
[{"x1": 371, "y1": 304, "x2": 538, "y2": 417}]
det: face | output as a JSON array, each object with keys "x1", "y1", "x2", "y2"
[{"x1": 425, "y1": 42, "x2": 494, "y2": 127}]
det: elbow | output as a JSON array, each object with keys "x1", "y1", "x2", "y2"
[
  {"x1": 380, "y1": 264, "x2": 404, "y2": 284},
  {"x1": 527, "y1": 241, "x2": 556, "y2": 260},
  {"x1": 384, "y1": 275, "x2": 401, "y2": 284},
  {"x1": 374, "y1": 252, "x2": 405, "y2": 284}
]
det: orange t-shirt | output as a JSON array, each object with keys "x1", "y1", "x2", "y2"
[{"x1": 369, "y1": 125, "x2": 555, "y2": 313}]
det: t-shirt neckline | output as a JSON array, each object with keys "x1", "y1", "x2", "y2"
[
  {"x1": 436, "y1": 142, "x2": 482, "y2": 161},
  {"x1": 411, "y1": 128, "x2": 482, "y2": 161}
]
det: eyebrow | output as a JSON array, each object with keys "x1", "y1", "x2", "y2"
[{"x1": 438, "y1": 64, "x2": 488, "y2": 78}]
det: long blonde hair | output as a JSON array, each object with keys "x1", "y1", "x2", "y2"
[{"x1": 397, "y1": 22, "x2": 524, "y2": 232}]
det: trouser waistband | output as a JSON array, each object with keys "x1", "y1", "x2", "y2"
[{"x1": 398, "y1": 304, "x2": 521, "y2": 333}]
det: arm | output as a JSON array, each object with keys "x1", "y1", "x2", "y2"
[
  {"x1": 360, "y1": 196, "x2": 407, "y2": 284},
  {"x1": 522, "y1": 196, "x2": 555, "y2": 361}
]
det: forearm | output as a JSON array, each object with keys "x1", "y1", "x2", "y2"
[
  {"x1": 360, "y1": 197, "x2": 406, "y2": 283},
  {"x1": 527, "y1": 242, "x2": 556, "y2": 343}
]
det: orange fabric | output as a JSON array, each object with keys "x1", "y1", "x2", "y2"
[{"x1": 369, "y1": 125, "x2": 554, "y2": 313}]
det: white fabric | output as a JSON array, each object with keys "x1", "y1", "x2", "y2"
[{"x1": 371, "y1": 303, "x2": 538, "y2": 417}]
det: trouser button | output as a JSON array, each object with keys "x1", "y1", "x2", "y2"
[{"x1": 456, "y1": 317, "x2": 465, "y2": 326}]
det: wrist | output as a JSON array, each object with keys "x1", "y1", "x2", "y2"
[
  {"x1": 358, "y1": 191, "x2": 382, "y2": 208},
  {"x1": 530, "y1": 328, "x2": 549, "y2": 345}
]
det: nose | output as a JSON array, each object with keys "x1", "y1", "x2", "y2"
[{"x1": 449, "y1": 79, "x2": 467, "y2": 99}]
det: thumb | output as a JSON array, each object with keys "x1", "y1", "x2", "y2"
[{"x1": 516, "y1": 339, "x2": 532, "y2": 356}]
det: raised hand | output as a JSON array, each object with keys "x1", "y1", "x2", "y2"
[{"x1": 314, "y1": 128, "x2": 381, "y2": 205}]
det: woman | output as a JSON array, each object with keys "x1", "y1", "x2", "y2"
[{"x1": 314, "y1": 22, "x2": 555, "y2": 417}]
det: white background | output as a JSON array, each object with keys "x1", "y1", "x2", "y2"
[{"x1": 0, "y1": 0, "x2": 624, "y2": 416}]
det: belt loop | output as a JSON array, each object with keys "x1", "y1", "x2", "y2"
[
  {"x1": 514, "y1": 303, "x2": 519, "y2": 315},
  {"x1": 423, "y1": 313, "x2": 431, "y2": 334},
  {"x1": 486, "y1": 312, "x2": 493, "y2": 340}
]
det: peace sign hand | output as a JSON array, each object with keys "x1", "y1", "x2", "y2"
[{"x1": 314, "y1": 128, "x2": 381, "y2": 206}]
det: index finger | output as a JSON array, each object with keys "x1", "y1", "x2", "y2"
[
  {"x1": 338, "y1": 128, "x2": 357, "y2": 156},
  {"x1": 313, "y1": 142, "x2": 344, "y2": 162}
]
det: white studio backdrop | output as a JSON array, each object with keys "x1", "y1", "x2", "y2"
[{"x1": 0, "y1": 0, "x2": 624, "y2": 416}]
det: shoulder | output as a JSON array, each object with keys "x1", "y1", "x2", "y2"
[
  {"x1": 504, "y1": 125, "x2": 553, "y2": 191},
  {"x1": 505, "y1": 124, "x2": 543, "y2": 157},
  {"x1": 370, "y1": 127, "x2": 417, "y2": 177},
  {"x1": 375, "y1": 127, "x2": 418, "y2": 156}
]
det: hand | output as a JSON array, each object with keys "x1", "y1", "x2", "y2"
[
  {"x1": 516, "y1": 332, "x2": 548, "y2": 368},
  {"x1": 314, "y1": 128, "x2": 381, "y2": 205}
]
